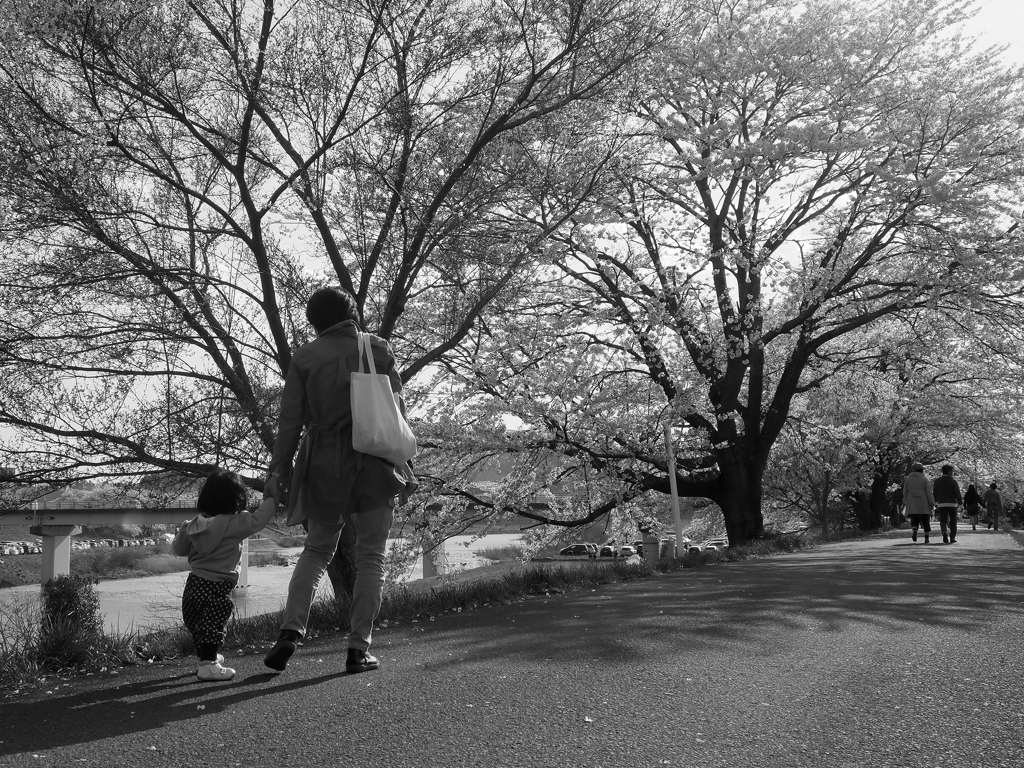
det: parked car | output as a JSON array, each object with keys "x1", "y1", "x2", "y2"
[
  {"x1": 678, "y1": 537, "x2": 698, "y2": 553},
  {"x1": 702, "y1": 537, "x2": 729, "y2": 551},
  {"x1": 631, "y1": 540, "x2": 644, "y2": 557},
  {"x1": 618, "y1": 545, "x2": 637, "y2": 558},
  {"x1": 559, "y1": 544, "x2": 592, "y2": 557},
  {"x1": 598, "y1": 545, "x2": 615, "y2": 558}
]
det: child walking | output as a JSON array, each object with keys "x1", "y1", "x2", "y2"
[{"x1": 172, "y1": 469, "x2": 278, "y2": 681}]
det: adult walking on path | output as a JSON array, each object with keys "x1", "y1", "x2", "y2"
[
  {"x1": 983, "y1": 482, "x2": 1003, "y2": 530},
  {"x1": 903, "y1": 462, "x2": 935, "y2": 544},
  {"x1": 964, "y1": 482, "x2": 983, "y2": 530},
  {"x1": 264, "y1": 287, "x2": 415, "y2": 675},
  {"x1": 932, "y1": 464, "x2": 962, "y2": 544}
]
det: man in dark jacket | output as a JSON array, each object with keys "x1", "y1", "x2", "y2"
[
  {"x1": 983, "y1": 482, "x2": 1003, "y2": 530},
  {"x1": 264, "y1": 287, "x2": 414, "y2": 675},
  {"x1": 932, "y1": 464, "x2": 963, "y2": 545}
]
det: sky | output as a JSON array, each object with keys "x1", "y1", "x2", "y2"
[{"x1": 964, "y1": 0, "x2": 1024, "y2": 63}]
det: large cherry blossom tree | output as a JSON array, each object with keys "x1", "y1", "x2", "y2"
[
  {"x1": 0, "y1": 0, "x2": 663, "y2": 485},
  {"x1": 436, "y1": 0, "x2": 1024, "y2": 544},
  {"x1": 0, "y1": 0, "x2": 669, "y2": 591}
]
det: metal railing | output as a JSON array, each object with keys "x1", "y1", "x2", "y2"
[{"x1": 1, "y1": 499, "x2": 199, "y2": 513}]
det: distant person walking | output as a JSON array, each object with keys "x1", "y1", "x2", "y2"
[
  {"x1": 963, "y1": 483, "x2": 983, "y2": 530},
  {"x1": 264, "y1": 287, "x2": 415, "y2": 675},
  {"x1": 983, "y1": 482, "x2": 1003, "y2": 530},
  {"x1": 903, "y1": 463, "x2": 935, "y2": 544},
  {"x1": 932, "y1": 464, "x2": 963, "y2": 544},
  {"x1": 172, "y1": 469, "x2": 278, "y2": 681}
]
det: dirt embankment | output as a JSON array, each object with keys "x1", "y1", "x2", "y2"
[{"x1": 0, "y1": 553, "x2": 41, "y2": 588}]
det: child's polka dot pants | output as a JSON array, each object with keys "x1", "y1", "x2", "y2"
[{"x1": 182, "y1": 573, "x2": 234, "y2": 648}]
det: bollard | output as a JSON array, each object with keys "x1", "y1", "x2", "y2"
[{"x1": 642, "y1": 531, "x2": 659, "y2": 564}]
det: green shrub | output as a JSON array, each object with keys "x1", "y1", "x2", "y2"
[
  {"x1": 137, "y1": 553, "x2": 189, "y2": 575},
  {"x1": 248, "y1": 551, "x2": 291, "y2": 567},
  {"x1": 41, "y1": 574, "x2": 103, "y2": 634},
  {"x1": 71, "y1": 544, "x2": 178, "y2": 579},
  {"x1": 476, "y1": 544, "x2": 528, "y2": 562},
  {"x1": 36, "y1": 574, "x2": 104, "y2": 669}
]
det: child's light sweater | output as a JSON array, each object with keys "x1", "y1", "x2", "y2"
[{"x1": 171, "y1": 497, "x2": 276, "y2": 584}]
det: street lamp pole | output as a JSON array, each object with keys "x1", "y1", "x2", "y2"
[{"x1": 664, "y1": 424, "x2": 683, "y2": 557}]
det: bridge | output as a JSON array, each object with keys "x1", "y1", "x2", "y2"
[{"x1": 0, "y1": 501, "x2": 249, "y2": 587}]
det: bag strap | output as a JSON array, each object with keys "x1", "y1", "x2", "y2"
[{"x1": 357, "y1": 332, "x2": 379, "y2": 376}]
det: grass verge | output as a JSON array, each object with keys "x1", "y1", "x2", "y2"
[
  {"x1": 70, "y1": 545, "x2": 184, "y2": 580},
  {"x1": 0, "y1": 532, "x2": 808, "y2": 696},
  {"x1": 475, "y1": 543, "x2": 528, "y2": 561}
]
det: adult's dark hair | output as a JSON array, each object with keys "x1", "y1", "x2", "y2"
[
  {"x1": 941, "y1": 464, "x2": 954, "y2": 475},
  {"x1": 306, "y1": 287, "x2": 360, "y2": 335},
  {"x1": 197, "y1": 469, "x2": 249, "y2": 516},
  {"x1": 990, "y1": 482, "x2": 998, "y2": 489}
]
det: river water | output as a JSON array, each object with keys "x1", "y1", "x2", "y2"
[{"x1": 0, "y1": 534, "x2": 522, "y2": 634}]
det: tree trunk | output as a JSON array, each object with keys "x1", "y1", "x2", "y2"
[
  {"x1": 869, "y1": 472, "x2": 891, "y2": 529},
  {"x1": 849, "y1": 472, "x2": 890, "y2": 530},
  {"x1": 326, "y1": 524, "x2": 357, "y2": 616},
  {"x1": 850, "y1": 490, "x2": 873, "y2": 531},
  {"x1": 714, "y1": 453, "x2": 766, "y2": 544}
]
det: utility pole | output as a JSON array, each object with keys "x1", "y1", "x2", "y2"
[{"x1": 664, "y1": 424, "x2": 683, "y2": 557}]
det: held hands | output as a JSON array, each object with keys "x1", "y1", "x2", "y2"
[{"x1": 264, "y1": 471, "x2": 290, "y2": 508}]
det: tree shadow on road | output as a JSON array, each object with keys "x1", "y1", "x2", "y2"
[
  {"x1": 0, "y1": 665, "x2": 350, "y2": 755},
  {"x1": 414, "y1": 535, "x2": 1024, "y2": 670}
]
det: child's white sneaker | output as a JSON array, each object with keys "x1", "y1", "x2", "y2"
[{"x1": 197, "y1": 660, "x2": 236, "y2": 681}]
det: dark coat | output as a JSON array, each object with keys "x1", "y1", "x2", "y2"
[
  {"x1": 269, "y1": 320, "x2": 410, "y2": 526},
  {"x1": 932, "y1": 474, "x2": 963, "y2": 508},
  {"x1": 964, "y1": 485, "x2": 982, "y2": 513},
  {"x1": 983, "y1": 487, "x2": 1002, "y2": 513}
]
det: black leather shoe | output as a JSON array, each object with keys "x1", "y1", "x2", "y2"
[
  {"x1": 912, "y1": 530, "x2": 917, "y2": 542},
  {"x1": 264, "y1": 631, "x2": 300, "y2": 672},
  {"x1": 346, "y1": 649, "x2": 380, "y2": 674},
  {"x1": 943, "y1": 536, "x2": 949, "y2": 544}
]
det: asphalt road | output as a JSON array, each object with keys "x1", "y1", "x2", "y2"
[{"x1": 2, "y1": 529, "x2": 1022, "y2": 768}]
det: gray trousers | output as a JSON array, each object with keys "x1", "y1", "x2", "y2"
[{"x1": 280, "y1": 498, "x2": 395, "y2": 651}]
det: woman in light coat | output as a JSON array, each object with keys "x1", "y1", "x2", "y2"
[{"x1": 903, "y1": 462, "x2": 935, "y2": 544}]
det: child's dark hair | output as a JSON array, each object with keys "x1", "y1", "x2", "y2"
[{"x1": 197, "y1": 469, "x2": 249, "y2": 516}]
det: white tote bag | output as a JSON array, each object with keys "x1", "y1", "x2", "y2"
[{"x1": 350, "y1": 333, "x2": 417, "y2": 465}]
